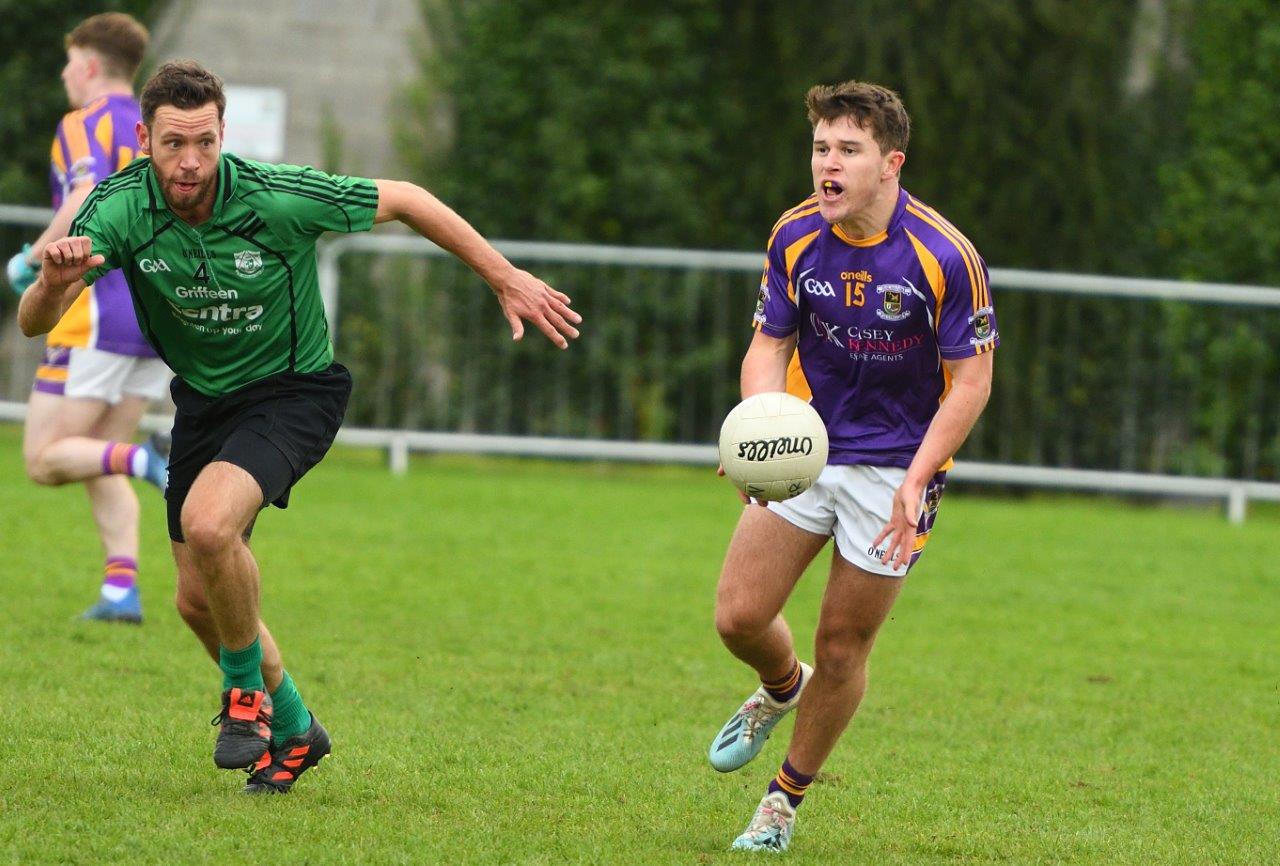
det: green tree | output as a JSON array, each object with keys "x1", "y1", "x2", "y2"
[
  {"x1": 402, "y1": 1, "x2": 1185, "y2": 270},
  {"x1": 1158, "y1": 0, "x2": 1280, "y2": 478},
  {"x1": 1162, "y1": 0, "x2": 1280, "y2": 284}
]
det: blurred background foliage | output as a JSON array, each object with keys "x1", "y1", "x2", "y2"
[
  {"x1": 402, "y1": 0, "x2": 1199, "y2": 273},
  {"x1": 3, "y1": 1, "x2": 1277, "y2": 478}
]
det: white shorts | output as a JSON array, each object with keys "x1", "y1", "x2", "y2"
[
  {"x1": 766, "y1": 464, "x2": 947, "y2": 577},
  {"x1": 63, "y1": 347, "x2": 170, "y2": 403}
]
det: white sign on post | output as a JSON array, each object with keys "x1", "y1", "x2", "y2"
[{"x1": 222, "y1": 86, "x2": 287, "y2": 162}]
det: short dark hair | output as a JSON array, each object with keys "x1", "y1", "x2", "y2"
[
  {"x1": 65, "y1": 13, "x2": 149, "y2": 81},
  {"x1": 805, "y1": 81, "x2": 910, "y2": 155},
  {"x1": 139, "y1": 60, "x2": 226, "y2": 126}
]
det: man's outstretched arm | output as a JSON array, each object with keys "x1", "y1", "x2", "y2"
[{"x1": 373, "y1": 179, "x2": 582, "y2": 349}]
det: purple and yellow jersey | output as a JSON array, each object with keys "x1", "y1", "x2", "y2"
[
  {"x1": 46, "y1": 93, "x2": 155, "y2": 357},
  {"x1": 754, "y1": 188, "x2": 998, "y2": 470}
]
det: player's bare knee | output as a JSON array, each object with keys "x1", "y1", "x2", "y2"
[
  {"x1": 181, "y1": 514, "x2": 239, "y2": 560},
  {"x1": 715, "y1": 604, "x2": 771, "y2": 643},
  {"x1": 24, "y1": 452, "x2": 60, "y2": 486},
  {"x1": 813, "y1": 629, "x2": 874, "y2": 679}
]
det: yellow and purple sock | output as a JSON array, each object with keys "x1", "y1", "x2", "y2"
[
  {"x1": 767, "y1": 757, "x2": 815, "y2": 808},
  {"x1": 762, "y1": 658, "x2": 804, "y2": 703},
  {"x1": 101, "y1": 441, "x2": 147, "y2": 478},
  {"x1": 101, "y1": 556, "x2": 137, "y2": 602}
]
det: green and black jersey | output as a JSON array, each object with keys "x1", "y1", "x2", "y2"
[{"x1": 70, "y1": 154, "x2": 379, "y2": 396}]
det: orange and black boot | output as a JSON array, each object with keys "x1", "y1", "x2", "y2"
[
  {"x1": 243, "y1": 713, "x2": 331, "y2": 794},
  {"x1": 212, "y1": 688, "x2": 273, "y2": 769}
]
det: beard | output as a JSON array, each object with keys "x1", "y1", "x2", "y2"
[{"x1": 163, "y1": 172, "x2": 217, "y2": 216}]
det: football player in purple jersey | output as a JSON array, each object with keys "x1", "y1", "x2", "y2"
[
  {"x1": 6, "y1": 14, "x2": 169, "y2": 624},
  {"x1": 709, "y1": 81, "x2": 998, "y2": 852}
]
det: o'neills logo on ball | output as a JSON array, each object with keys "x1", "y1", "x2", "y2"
[{"x1": 736, "y1": 436, "x2": 814, "y2": 462}]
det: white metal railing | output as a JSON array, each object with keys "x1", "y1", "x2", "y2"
[
  {"x1": 316, "y1": 233, "x2": 1280, "y2": 335},
  {"x1": 6, "y1": 205, "x2": 1280, "y2": 522},
  {"x1": 0, "y1": 204, "x2": 52, "y2": 227},
  {"x1": 1, "y1": 400, "x2": 1277, "y2": 523},
  {"x1": 10, "y1": 202, "x2": 1280, "y2": 312}
]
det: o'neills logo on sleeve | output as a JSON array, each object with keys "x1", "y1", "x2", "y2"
[{"x1": 736, "y1": 436, "x2": 814, "y2": 462}]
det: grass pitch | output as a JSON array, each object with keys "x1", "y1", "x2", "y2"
[{"x1": 0, "y1": 422, "x2": 1275, "y2": 864}]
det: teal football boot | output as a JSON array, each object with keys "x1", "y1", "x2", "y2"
[
  {"x1": 708, "y1": 662, "x2": 811, "y2": 773},
  {"x1": 731, "y1": 791, "x2": 797, "y2": 852}
]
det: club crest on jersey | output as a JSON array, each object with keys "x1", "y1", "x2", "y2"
[
  {"x1": 969, "y1": 306, "x2": 996, "y2": 344},
  {"x1": 234, "y1": 250, "x2": 264, "y2": 278},
  {"x1": 875, "y1": 280, "x2": 913, "y2": 321},
  {"x1": 925, "y1": 486, "x2": 942, "y2": 515},
  {"x1": 754, "y1": 273, "x2": 771, "y2": 323},
  {"x1": 68, "y1": 156, "x2": 96, "y2": 185}
]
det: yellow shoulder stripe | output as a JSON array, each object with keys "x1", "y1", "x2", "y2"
[
  {"x1": 785, "y1": 350, "x2": 811, "y2": 401},
  {"x1": 916, "y1": 198, "x2": 989, "y2": 310},
  {"x1": 61, "y1": 108, "x2": 93, "y2": 167},
  {"x1": 905, "y1": 229, "x2": 945, "y2": 327},
  {"x1": 783, "y1": 229, "x2": 822, "y2": 303},
  {"x1": 906, "y1": 203, "x2": 983, "y2": 315},
  {"x1": 767, "y1": 204, "x2": 820, "y2": 249},
  {"x1": 50, "y1": 134, "x2": 67, "y2": 175},
  {"x1": 908, "y1": 197, "x2": 989, "y2": 310},
  {"x1": 94, "y1": 113, "x2": 115, "y2": 169}
]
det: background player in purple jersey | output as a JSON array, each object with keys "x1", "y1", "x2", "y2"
[
  {"x1": 708, "y1": 81, "x2": 998, "y2": 852},
  {"x1": 5, "y1": 14, "x2": 169, "y2": 624}
]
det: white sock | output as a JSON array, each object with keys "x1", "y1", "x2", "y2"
[
  {"x1": 129, "y1": 447, "x2": 149, "y2": 478},
  {"x1": 100, "y1": 583, "x2": 130, "y2": 603}
]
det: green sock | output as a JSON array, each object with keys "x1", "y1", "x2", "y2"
[
  {"x1": 270, "y1": 671, "x2": 312, "y2": 742},
  {"x1": 219, "y1": 638, "x2": 265, "y2": 691}
]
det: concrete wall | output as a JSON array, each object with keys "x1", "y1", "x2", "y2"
[{"x1": 149, "y1": 0, "x2": 427, "y2": 177}]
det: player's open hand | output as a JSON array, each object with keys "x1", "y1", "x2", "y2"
[
  {"x1": 493, "y1": 268, "x2": 582, "y2": 349},
  {"x1": 40, "y1": 237, "x2": 104, "y2": 292},
  {"x1": 872, "y1": 478, "x2": 925, "y2": 572}
]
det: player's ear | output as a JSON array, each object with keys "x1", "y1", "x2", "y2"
[
  {"x1": 884, "y1": 150, "x2": 906, "y2": 180},
  {"x1": 136, "y1": 120, "x2": 150, "y2": 155}
]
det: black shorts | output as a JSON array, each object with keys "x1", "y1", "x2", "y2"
[{"x1": 166, "y1": 363, "x2": 352, "y2": 542}]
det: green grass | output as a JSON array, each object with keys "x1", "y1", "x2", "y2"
[{"x1": 0, "y1": 421, "x2": 1276, "y2": 864}]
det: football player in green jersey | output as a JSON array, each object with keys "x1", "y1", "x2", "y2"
[{"x1": 19, "y1": 60, "x2": 582, "y2": 794}]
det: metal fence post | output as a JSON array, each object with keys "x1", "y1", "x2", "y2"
[{"x1": 1227, "y1": 485, "x2": 1248, "y2": 524}]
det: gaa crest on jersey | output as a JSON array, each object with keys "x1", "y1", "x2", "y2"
[
  {"x1": 875, "y1": 280, "x2": 913, "y2": 321},
  {"x1": 234, "y1": 250, "x2": 264, "y2": 278}
]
